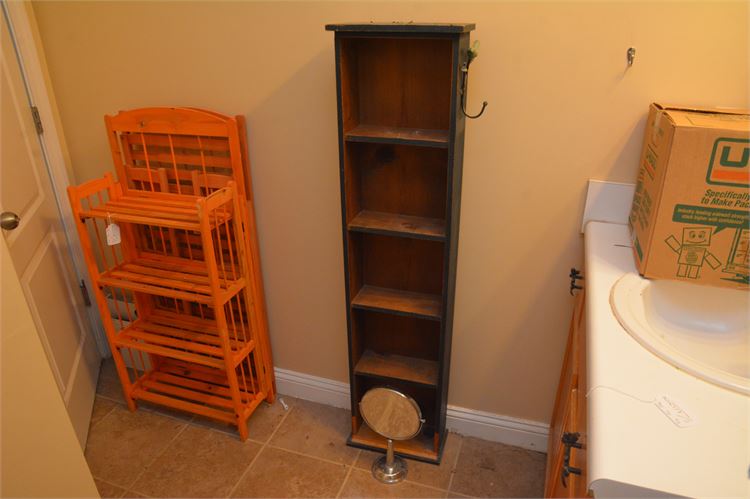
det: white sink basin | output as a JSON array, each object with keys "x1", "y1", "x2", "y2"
[{"x1": 610, "y1": 273, "x2": 749, "y2": 396}]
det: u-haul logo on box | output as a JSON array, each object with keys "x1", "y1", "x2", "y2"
[{"x1": 707, "y1": 138, "x2": 750, "y2": 188}]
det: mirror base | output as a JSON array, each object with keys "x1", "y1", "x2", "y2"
[{"x1": 371, "y1": 454, "x2": 408, "y2": 484}]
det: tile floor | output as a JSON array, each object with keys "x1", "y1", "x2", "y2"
[{"x1": 88, "y1": 360, "x2": 546, "y2": 498}]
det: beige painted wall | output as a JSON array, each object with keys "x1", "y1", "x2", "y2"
[{"x1": 32, "y1": 1, "x2": 748, "y2": 423}]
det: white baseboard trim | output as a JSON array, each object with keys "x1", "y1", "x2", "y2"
[
  {"x1": 274, "y1": 367, "x2": 549, "y2": 452},
  {"x1": 445, "y1": 404, "x2": 548, "y2": 452},
  {"x1": 274, "y1": 367, "x2": 350, "y2": 409}
]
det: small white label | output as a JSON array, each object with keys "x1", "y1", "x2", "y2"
[
  {"x1": 106, "y1": 223, "x2": 121, "y2": 246},
  {"x1": 654, "y1": 395, "x2": 697, "y2": 428}
]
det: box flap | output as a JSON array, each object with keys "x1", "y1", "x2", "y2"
[
  {"x1": 654, "y1": 102, "x2": 750, "y2": 115},
  {"x1": 653, "y1": 102, "x2": 750, "y2": 131}
]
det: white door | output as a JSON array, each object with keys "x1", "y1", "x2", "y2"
[
  {"x1": 1, "y1": 235, "x2": 99, "y2": 498},
  {"x1": 1, "y1": 4, "x2": 99, "y2": 446}
]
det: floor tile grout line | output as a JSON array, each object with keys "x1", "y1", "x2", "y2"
[
  {"x1": 343, "y1": 449, "x2": 452, "y2": 496},
  {"x1": 186, "y1": 416, "x2": 250, "y2": 438},
  {"x1": 94, "y1": 392, "x2": 125, "y2": 405},
  {"x1": 95, "y1": 392, "x2": 197, "y2": 426},
  {"x1": 200, "y1": 424, "x2": 267, "y2": 446},
  {"x1": 400, "y1": 478, "x2": 448, "y2": 496},
  {"x1": 89, "y1": 401, "x2": 118, "y2": 431},
  {"x1": 93, "y1": 383, "x2": 282, "y2": 494},
  {"x1": 96, "y1": 397, "x2": 279, "y2": 497},
  {"x1": 92, "y1": 475, "x2": 128, "y2": 496},
  {"x1": 91, "y1": 474, "x2": 132, "y2": 492},
  {"x1": 91, "y1": 419, "x2": 190, "y2": 494},
  {"x1": 342, "y1": 466, "x2": 450, "y2": 497},
  {"x1": 225, "y1": 401, "x2": 296, "y2": 498},
  {"x1": 395, "y1": 473, "x2": 450, "y2": 496},
  {"x1": 263, "y1": 442, "x2": 359, "y2": 468},
  {"x1": 445, "y1": 435, "x2": 464, "y2": 496},
  {"x1": 138, "y1": 408, "x2": 194, "y2": 425},
  {"x1": 125, "y1": 421, "x2": 190, "y2": 494},
  {"x1": 335, "y1": 450, "x2": 360, "y2": 498}
]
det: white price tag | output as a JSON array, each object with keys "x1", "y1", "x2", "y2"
[
  {"x1": 655, "y1": 395, "x2": 697, "y2": 428},
  {"x1": 105, "y1": 213, "x2": 121, "y2": 246}
]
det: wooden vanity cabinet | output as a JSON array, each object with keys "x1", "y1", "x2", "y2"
[{"x1": 545, "y1": 289, "x2": 590, "y2": 498}]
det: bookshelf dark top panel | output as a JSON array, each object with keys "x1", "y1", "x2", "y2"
[{"x1": 325, "y1": 23, "x2": 475, "y2": 33}]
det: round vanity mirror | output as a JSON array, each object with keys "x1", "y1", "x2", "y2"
[{"x1": 359, "y1": 387, "x2": 424, "y2": 484}]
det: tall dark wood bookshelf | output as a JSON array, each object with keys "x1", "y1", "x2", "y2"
[{"x1": 326, "y1": 22, "x2": 474, "y2": 464}]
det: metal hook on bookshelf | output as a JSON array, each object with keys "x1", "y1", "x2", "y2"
[{"x1": 460, "y1": 42, "x2": 487, "y2": 119}]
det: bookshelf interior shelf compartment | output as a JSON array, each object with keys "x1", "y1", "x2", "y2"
[
  {"x1": 348, "y1": 211, "x2": 446, "y2": 240},
  {"x1": 327, "y1": 22, "x2": 474, "y2": 463},
  {"x1": 354, "y1": 349, "x2": 438, "y2": 386},
  {"x1": 351, "y1": 285, "x2": 441, "y2": 320},
  {"x1": 345, "y1": 125, "x2": 449, "y2": 148}
]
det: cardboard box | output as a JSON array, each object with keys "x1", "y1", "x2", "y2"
[{"x1": 628, "y1": 103, "x2": 750, "y2": 290}]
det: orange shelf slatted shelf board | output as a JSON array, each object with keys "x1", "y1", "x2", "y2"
[
  {"x1": 68, "y1": 172, "x2": 266, "y2": 440},
  {"x1": 103, "y1": 107, "x2": 275, "y2": 400}
]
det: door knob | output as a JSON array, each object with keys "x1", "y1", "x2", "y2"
[{"x1": 1, "y1": 211, "x2": 21, "y2": 231}]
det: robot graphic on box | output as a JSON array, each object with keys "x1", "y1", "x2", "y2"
[{"x1": 665, "y1": 226, "x2": 722, "y2": 279}]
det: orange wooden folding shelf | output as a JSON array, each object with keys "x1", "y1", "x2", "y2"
[{"x1": 68, "y1": 108, "x2": 275, "y2": 440}]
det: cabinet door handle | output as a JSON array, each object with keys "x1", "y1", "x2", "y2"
[
  {"x1": 569, "y1": 268, "x2": 583, "y2": 295},
  {"x1": 560, "y1": 432, "x2": 583, "y2": 487},
  {"x1": 561, "y1": 464, "x2": 583, "y2": 487}
]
